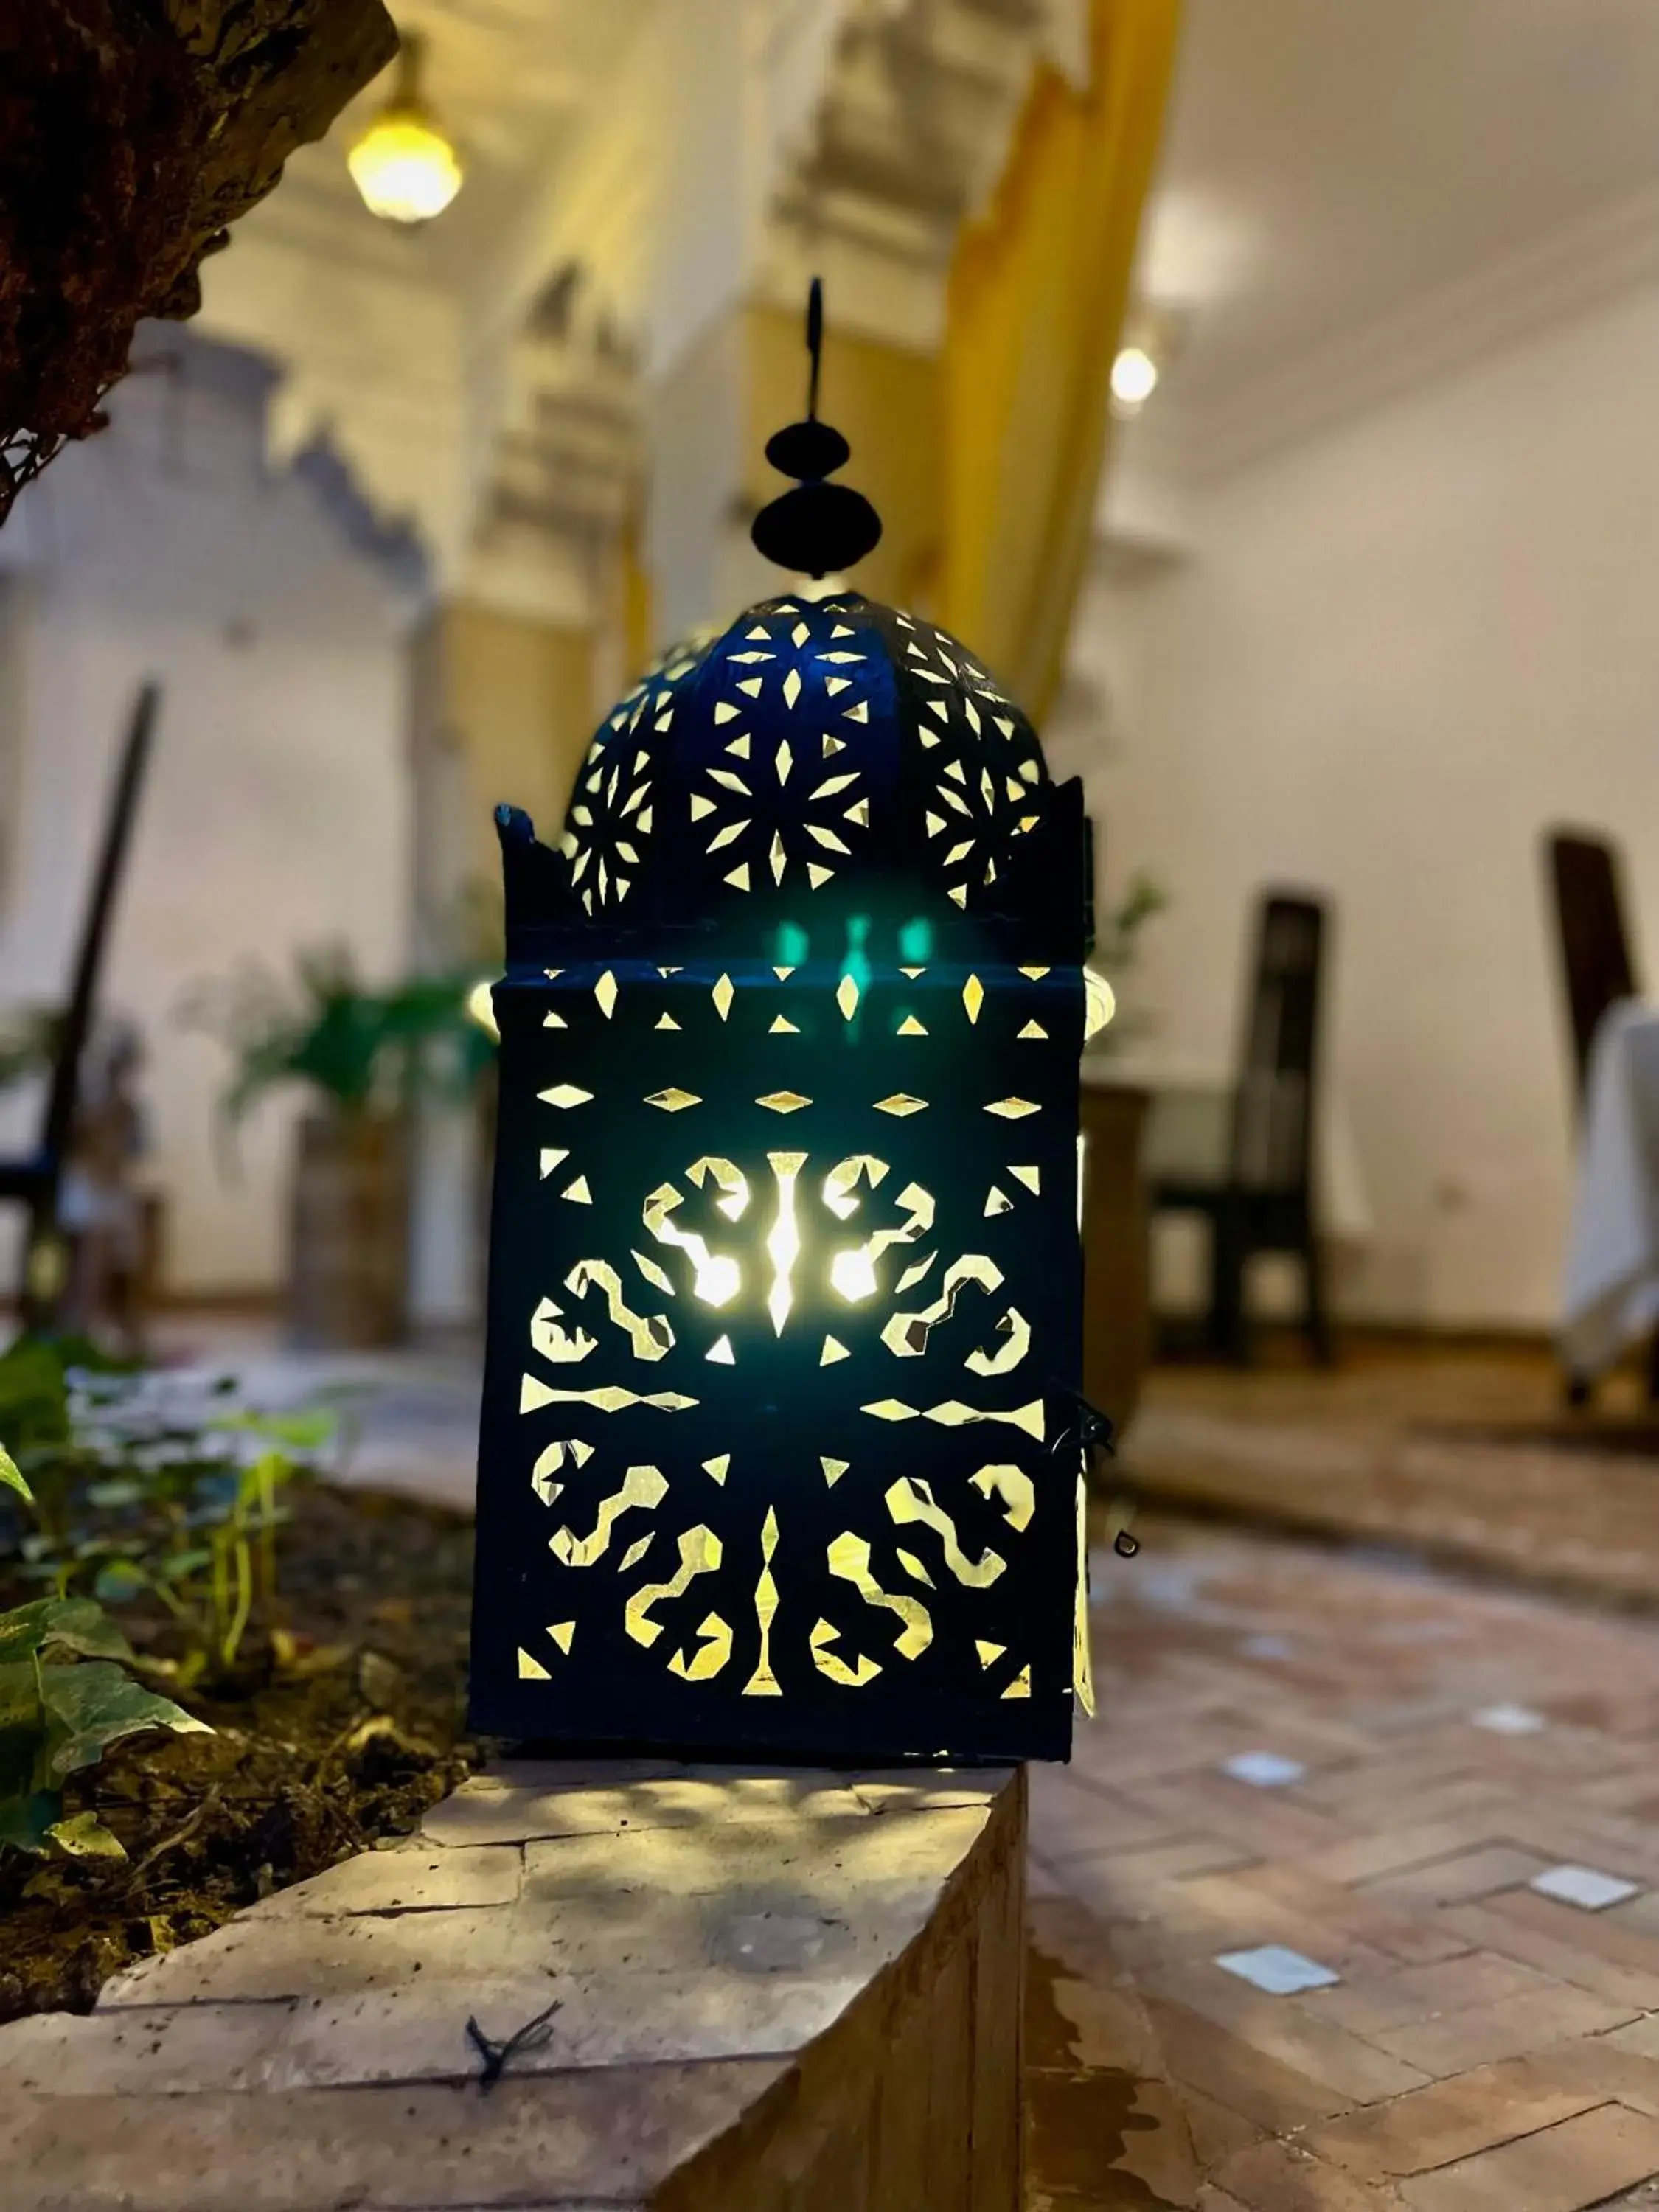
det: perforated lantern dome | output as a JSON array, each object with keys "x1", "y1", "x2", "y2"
[{"x1": 472, "y1": 330, "x2": 1097, "y2": 1765}]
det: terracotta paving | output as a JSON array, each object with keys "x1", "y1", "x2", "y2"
[
  {"x1": 1120, "y1": 1345, "x2": 1659, "y2": 1612},
  {"x1": 1026, "y1": 1514, "x2": 1659, "y2": 2209}
]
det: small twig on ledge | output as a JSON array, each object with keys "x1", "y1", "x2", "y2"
[
  {"x1": 465, "y1": 1998, "x2": 563, "y2": 2093},
  {"x1": 126, "y1": 1785, "x2": 222, "y2": 1886}
]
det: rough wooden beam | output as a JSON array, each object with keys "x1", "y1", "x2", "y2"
[{"x1": 0, "y1": 0, "x2": 397, "y2": 522}]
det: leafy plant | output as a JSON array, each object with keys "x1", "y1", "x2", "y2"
[
  {"x1": 0, "y1": 1593, "x2": 209, "y2": 1859},
  {"x1": 0, "y1": 1338, "x2": 341, "y2": 1688},
  {"x1": 89, "y1": 1410, "x2": 324, "y2": 1679},
  {"x1": 1, "y1": 1439, "x2": 29, "y2": 1509},
  {"x1": 180, "y1": 939, "x2": 496, "y2": 1133},
  {"x1": 1089, "y1": 870, "x2": 1169, "y2": 1054},
  {"x1": 0, "y1": 1006, "x2": 58, "y2": 1096}
]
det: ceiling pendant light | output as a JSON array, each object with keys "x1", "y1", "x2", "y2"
[{"x1": 347, "y1": 31, "x2": 463, "y2": 225}]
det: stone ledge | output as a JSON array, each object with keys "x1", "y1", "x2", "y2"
[{"x1": 0, "y1": 1759, "x2": 1026, "y2": 2211}]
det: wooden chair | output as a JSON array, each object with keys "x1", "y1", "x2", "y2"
[
  {"x1": 0, "y1": 681, "x2": 159, "y2": 1328},
  {"x1": 1546, "y1": 830, "x2": 1640, "y2": 1101},
  {"x1": 1544, "y1": 827, "x2": 1652, "y2": 1402},
  {"x1": 1152, "y1": 891, "x2": 1332, "y2": 1365}
]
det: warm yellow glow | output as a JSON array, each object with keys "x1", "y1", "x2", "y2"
[
  {"x1": 550, "y1": 1464, "x2": 666, "y2": 1569},
  {"x1": 689, "y1": 1253, "x2": 741, "y2": 1308},
  {"x1": 627, "y1": 1526, "x2": 723, "y2": 1656},
  {"x1": 810, "y1": 1616, "x2": 880, "y2": 1687},
  {"x1": 465, "y1": 978, "x2": 499, "y2": 1039},
  {"x1": 886, "y1": 1476, "x2": 1006, "y2": 1589},
  {"x1": 642, "y1": 1180, "x2": 742, "y2": 1307},
  {"x1": 830, "y1": 1249, "x2": 879, "y2": 1302},
  {"x1": 822, "y1": 1155, "x2": 890, "y2": 1219},
  {"x1": 519, "y1": 1377, "x2": 698, "y2": 1414},
  {"x1": 970, "y1": 1464, "x2": 1036, "y2": 1531},
  {"x1": 743, "y1": 1507, "x2": 782, "y2": 1697},
  {"x1": 1110, "y1": 344, "x2": 1158, "y2": 409},
  {"x1": 765, "y1": 1150, "x2": 806, "y2": 1335},
  {"x1": 1084, "y1": 966, "x2": 1116, "y2": 1039},
  {"x1": 688, "y1": 1157, "x2": 751, "y2": 1222},
  {"x1": 349, "y1": 108, "x2": 463, "y2": 225},
  {"x1": 828, "y1": 1531, "x2": 931, "y2": 1658},
  {"x1": 564, "y1": 1260, "x2": 672, "y2": 1360}
]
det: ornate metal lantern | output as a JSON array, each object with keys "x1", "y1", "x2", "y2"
[{"x1": 472, "y1": 296, "x2": 1098, "y2": 1763}]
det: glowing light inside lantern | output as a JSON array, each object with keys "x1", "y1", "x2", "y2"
[
  {"x1": 349, "y1": 110, "x2": 463, "y2": 223},
  {"x1": 348, "y1": 35, "x2": 464, "y2": 225}
]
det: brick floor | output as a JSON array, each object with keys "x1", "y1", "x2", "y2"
[{"x1": 1024, "y1": 1516, "x2": 1659, "y2": 2209}]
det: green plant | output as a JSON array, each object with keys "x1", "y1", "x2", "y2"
[
  {"x1": 1, "y1": 1439, "x2": 29, "y2": 1508},
  {"x1": 0, "y1": 1593, "x2": 210, "y2": 1859},
  {"x1": 1090, "y1": 870, "x2": 1169, "y2": 1052},
  {"x1": 180, "y1": 939, "x2": 496, "y2": 1133},
  {"x1": 0, "y1": 1338, "x2": 341, "y2": 1687},
  {"x1": 0, "y1": 1006, "x2": 58, "y2": 1095},
  {"x1": 90, "y1": 1408, "x2": 332, "y2": 1680}
]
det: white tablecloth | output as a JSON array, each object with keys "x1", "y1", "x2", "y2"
[{"x1": 1561, "y1": 1000, "x2": 1659, "y2": 1377}]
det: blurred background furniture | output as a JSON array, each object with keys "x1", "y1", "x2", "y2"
[
  {"x1": 1548, "y1": 830, "x2": 1642, "y2": 1102},
  {"x1": 1146, "y1": 891, "x2": 1334, "y2": 1366},
  {"x1": 1079, "y1": 1079, "x2": 1154, "y2": 1441},
  {"x1": 1559, "y1": 1001, "x2": 1659, "y2": 1399},
  {"x1": 0, "y1": 681, "x2": 158, "y2": 1329},
  {"x1": 1545, "y1": 827, "x2": 1655, "y2": 1402}
]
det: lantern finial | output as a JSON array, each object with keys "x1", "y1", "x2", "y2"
[{"x1": 751, "y1": 279, "x2": 883, "y2": 580}]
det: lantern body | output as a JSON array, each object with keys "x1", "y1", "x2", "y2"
[{"x1": 471, "y1": 591, "x2": 1094, "y2": 1764}]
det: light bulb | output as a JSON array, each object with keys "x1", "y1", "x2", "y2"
[
  {"x1": 348, "y1": 33, "x2": 463, "y2": 224},
  {"x1": 1083, "y1": 967, "x2": 1116, "y2": 1040},
  {"x1": 1110, "y1": 346, "x2": 1159, "y2": 409}
]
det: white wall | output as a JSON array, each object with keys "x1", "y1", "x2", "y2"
[
  {"x1": 0, "y1": 339, "x2": 413, "y2": 1297},
  {"x1": 1060, "y1": 278, "x2": 1659, "y2": 1329}
]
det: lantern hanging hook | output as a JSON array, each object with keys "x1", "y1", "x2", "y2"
[
  {"x1": 750, "y1": 278, "x2": 882, "y2": 580},
  {"x1": 806, "y1": 274, "x2": 824, "y2": 422}
]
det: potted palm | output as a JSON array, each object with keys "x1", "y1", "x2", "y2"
[{"x1": 186, "y1": 946, "x2": 488, "y2": 1350}]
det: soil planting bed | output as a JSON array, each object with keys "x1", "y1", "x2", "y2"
[{"x1": 0, "y1": 1482, "x2": 479, "y2": 2023}]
